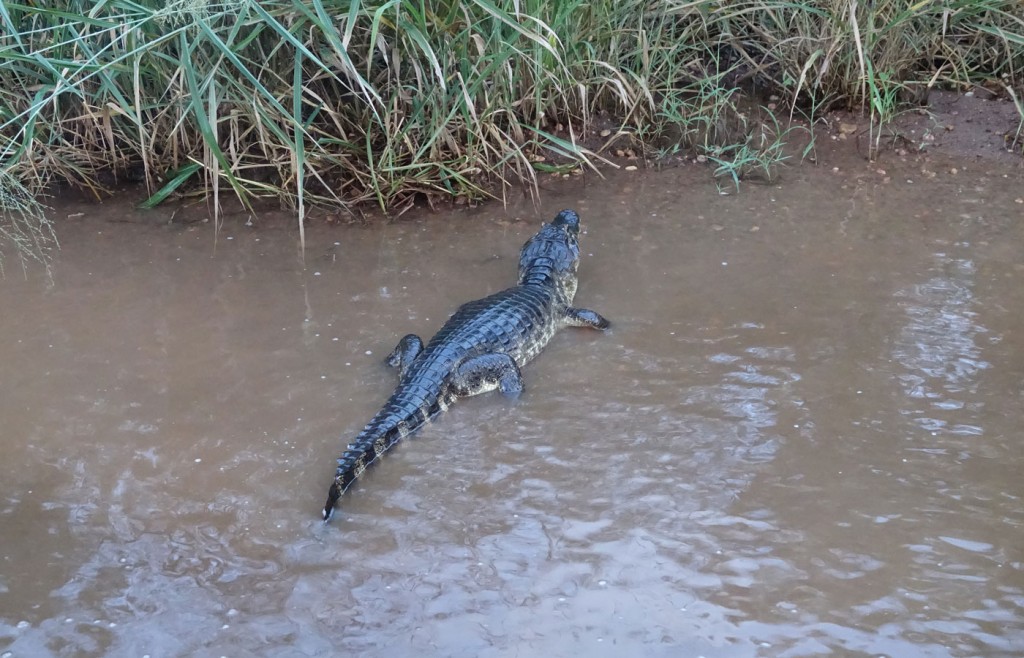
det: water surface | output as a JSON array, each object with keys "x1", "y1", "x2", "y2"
[{"x1": 1, "y1": 156, "x2": 1023, "y2": 657}]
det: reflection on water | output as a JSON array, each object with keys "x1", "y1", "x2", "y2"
[
  {"x1": 893, "y1": 252, "x2": 990, "y2": 437},
  {"x1": 2, "y1": 160, "x2": 1024, "y2": 657}
]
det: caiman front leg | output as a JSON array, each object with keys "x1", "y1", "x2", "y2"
[
  {"x1": 451, "y1": 353, "x2": 524, "y2": 397},
  {"x1": 565, "y1": 307, "x2": 610, "y2": 330},
  {"x1": 386, "y1": 334, "x2": 424, "y2": 378}
]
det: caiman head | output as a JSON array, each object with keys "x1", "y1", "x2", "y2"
[{"x1": 518, "y1": 209, "x2": 582, "y2": 301}]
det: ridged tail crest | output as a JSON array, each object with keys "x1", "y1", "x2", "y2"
[
  {"x1": 323, "y1": 422, "x2": 397, "y2": 520},
  {"x1": 323, "y1": 394, "x2": 440, "y2": 521}
]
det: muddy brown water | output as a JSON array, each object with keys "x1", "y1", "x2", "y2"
[{"x1": 2, "y1": 156, "x2": 1023, "y2": 657}]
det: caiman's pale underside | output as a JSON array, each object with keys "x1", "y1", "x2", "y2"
[{"x1": 323, "y1": 209, "x2": 609, "y2": 521}]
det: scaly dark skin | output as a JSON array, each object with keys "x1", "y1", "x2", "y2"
[{"x1": 323, "y1": 209, "x2": 609, "y2": 521}]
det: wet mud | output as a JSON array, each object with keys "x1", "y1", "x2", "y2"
[{"x1": 2, "y1": 145, "x2": 1024, "y2": 657}]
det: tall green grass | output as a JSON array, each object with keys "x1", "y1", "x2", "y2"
[{"x1": 1, "y1": 0, "x2": 1022, "y2": 262}]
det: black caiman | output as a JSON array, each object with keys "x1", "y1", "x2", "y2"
[{"x1": 322, "y1": 209, "x2": 609, "y2": 521}]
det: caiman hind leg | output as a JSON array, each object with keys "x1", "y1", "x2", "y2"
[
  {"x1": 451, "y1": 353, "x2": 524, "y2": 397},
  {"x1": 386, "y1": 334, "x2": 424, "y2": 378},
  {"x1": 565, "y1": 307, "x2": 610, "y2": 330}
]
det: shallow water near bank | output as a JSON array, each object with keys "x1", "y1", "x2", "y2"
[{"x1": 2, "y1": 154, "x2": 1024, "y2": 657}]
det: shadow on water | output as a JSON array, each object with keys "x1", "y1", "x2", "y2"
[{"x1": 1, "y1": 156, "x2": 1023, "y2": 657}]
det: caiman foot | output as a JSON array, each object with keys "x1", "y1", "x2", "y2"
[
  {"x1": 565, "y1": 307, "x2": 610, "y2": 330},
  {"x1": 386, "y1": 334, "x2": 424, "y2": 378},
  {"x1": 452, "y1": 353, "x2": 524, "y2": 397}
]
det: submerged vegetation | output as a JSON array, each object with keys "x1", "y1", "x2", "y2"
[
  {"x1": 1, "y1": 0, "x2": 1023, "y2": 260},
  {"x1": 0, "y1": 170, "x2": 55, "y2": 275}
]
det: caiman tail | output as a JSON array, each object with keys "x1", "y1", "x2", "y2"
[{"x1": 323, "y1": 388, "x2": 444, "y2": 520}]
